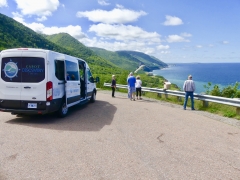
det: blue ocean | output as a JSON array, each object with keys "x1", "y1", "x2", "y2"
[{"x1": 152, "y1": 63, "x2": 240, "y2": 94}]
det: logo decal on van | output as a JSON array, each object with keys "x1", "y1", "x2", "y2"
[{"x1": 3, "y1": 60, "x2": 19, "y2": 80}]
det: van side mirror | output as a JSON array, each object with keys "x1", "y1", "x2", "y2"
[
  {"x1": 95, "y1": 77, "x2": 100, "y2": 83},
  {"x1": 89, "y1": 76, "x2": 94, "y2": 83}
]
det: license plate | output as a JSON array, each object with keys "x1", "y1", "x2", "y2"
[{"x1": 28, "y1": 103, "x2": 37, "y2": 108}]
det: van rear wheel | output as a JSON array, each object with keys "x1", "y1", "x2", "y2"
[{"x1": 57, "y1": 101, "x2": 68, "y2": 117}]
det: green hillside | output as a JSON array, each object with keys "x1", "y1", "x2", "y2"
[
  {"x1": 0, "y1": 13, "x2": 71, "y2": 54},
  {"x1": 90, "y1": 47, "x2": 168, "y2": 72},
  {"x1": 117, "y1": 51, "x2": 168, "y2": 71},
  {"x1": 90, "y1": 47, "x2": 139, "y2": 71},
  {"x1": 42, "y1": 33, "x2": 116, "y2": 69},
  {"x1": 42, "y1": 33, "x2": 93, "y2": 60}
]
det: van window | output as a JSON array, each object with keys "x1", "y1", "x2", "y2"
[
  {"x1": 65, "y1": 60, "x2": 79, "y2": 81},
  {"x1": 1, "y1": 57, "x2": 45, "y2": 83},
  {"x1": 22, "y1": 57, "x2": 45, "y2": 82},
  {"x1": 55, "y1": 60, "x2": 64, "y2": 80}
]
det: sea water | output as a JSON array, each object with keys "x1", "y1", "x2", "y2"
[{"x1": 152, "y1": 63, "x2": 240, "y2": 94}]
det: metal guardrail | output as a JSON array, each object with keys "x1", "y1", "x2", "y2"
[{"x1": 104, "y1": 83, "x2": 240, "y2": 115}]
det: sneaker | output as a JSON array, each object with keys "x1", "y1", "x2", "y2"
[
  {"x1": 192, "y1": 108, "x2": 195, "y2": 110},
  {"x1": 133, "y1": 99, "x2": 135, "y2": 101},
  {"x1": 183, "y1": 108, "x2": 186, "y2": 110},
  {"x1": 139, "y1": 97, "x2": 142, "y2": 100}
]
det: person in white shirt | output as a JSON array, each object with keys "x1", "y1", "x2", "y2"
[
  {"x1": 183, "y1": 75, "x2": 196, "y2": 110},
  {"x1": 135, "y1": 75, "x2": 142, "y2": 100}
]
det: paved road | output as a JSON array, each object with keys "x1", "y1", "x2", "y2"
[{"x1": 0, "y1": 91, "x2": 240, "y2": 180}]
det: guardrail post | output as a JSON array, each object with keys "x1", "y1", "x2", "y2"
[
  {"x1": 202, "y1": 101, "x2": 209, "y2": 107},
  {"x1": 236, "y1": 107, "x2": 240, "y2": 115},
  {"x1": 177, "y1": 96, "x2": 182, "y2": 102},
  {"x1": 157, "y1": 93, "x2": 162, "y2": 98}
]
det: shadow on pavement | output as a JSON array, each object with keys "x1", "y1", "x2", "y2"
[{"x1": 6, "y1": 100, "x2": 116, "y2": 132}]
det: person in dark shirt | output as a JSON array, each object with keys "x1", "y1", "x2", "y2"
[{"x1": 111, "y1": 75, "x2": 116, "y2": 97}]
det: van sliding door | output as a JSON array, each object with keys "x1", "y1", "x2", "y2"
[{"x1": 64, "y1": 60, "x2": 81, "y2": 107}]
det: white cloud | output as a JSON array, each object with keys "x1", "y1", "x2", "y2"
[
  {"x1": 34, "y1": 24, "x2": 86, "y2": 39},
  {"x1": 36, "y1": 16, "x2": 47, "y2": 22},
  {"x1": 163, "y1": 15, "x2": 183, "y2": 26},
  {"x1": 76, "y1": 8, "x2": 147, "y2": 24},
  {"x1": 222, "y1": 41, "x2": 229, "y2": 44},
  {"x1": 157, "y1": 45, "x2": 170, "y2": 50},
  {"x1": 167, "y1": 35, "x2": 190, "y2": 43},
  {"x1": 13, "y1": 16, "x2": 87, "y2": 39},
  {"x1": 12, "y1": 12, "x2": 26, "y2": 23},
  {"x1": 83, "y1": 39, "x2": 156, "y2": 55},
  {"x1": 208, "y1": 44, "x2": 214, "y2": 47},
  {"x1": 15, "y1": 0, "x2": 60, "y2": 21},
  {"x1": 98, "y1": 0, "x2": 110, "y2": 6},
  {"x1": 89, "y1": 23, "x2": 160, "y2": 43},
  {"x1": 160, "y1": 51, "x2": 170, "y2": 54},
  {"x1": 196, "y1": 45, "x2": 202, "y2": 48},
  {"x1": 116, "y1": 4, "x2": 124, "y2": 9},
  {"x1": 0, "y1": 0, "x2": 7, "y2": 7},
  {"x1": 181, "y1": 32, "x2": 192, "y2": 37}
]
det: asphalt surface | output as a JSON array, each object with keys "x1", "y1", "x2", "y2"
[{"x1": 0, "y1": 90, "x2": 240, "y2": 180}]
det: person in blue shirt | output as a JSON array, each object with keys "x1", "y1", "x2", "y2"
[{"x1": 127, "y1": 72, "x2": 136, "y2": 101}]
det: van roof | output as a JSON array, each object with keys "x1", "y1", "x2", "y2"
[
  {"x1": 1, "y1": 48, "x2": 51, "y2": 52},
  {"x1": 1, "y1": 48, "x2": 88, "y2": 65}
]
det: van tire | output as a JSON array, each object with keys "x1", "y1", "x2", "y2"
[
  {"x1": 90, "y1": 91, "x2": 96, "y2": 103},
  {"x1": 57, "y1": 100, "x2": 68, "y2": 117}
]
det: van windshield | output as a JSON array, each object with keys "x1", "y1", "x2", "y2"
[{"x1": 1, "y1": 57, "x2": 45, "y2": 83}]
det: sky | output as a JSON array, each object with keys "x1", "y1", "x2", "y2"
[{"x1": 0, "y1": 0, "x2": 240, "y2": 63}]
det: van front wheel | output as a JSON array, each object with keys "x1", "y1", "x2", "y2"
[
  {"x1": 90, "y1": 91, "x2": 96, "y2": 103},
  {"x1": 57, "y1": 101, "x2": 68, "y2": 117}
]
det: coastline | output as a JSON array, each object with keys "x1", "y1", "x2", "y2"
[{"x1": 152, "y1": 63, "x2": 240, "y2": 94}]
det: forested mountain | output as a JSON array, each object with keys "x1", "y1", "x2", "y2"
[
  {"x1": 42, "y1": 33, "x2": 93, "y2": 60},
  {"x1": 0, "y1": 13, "x2": 120, "y2": 73},
  {"x1": 89, "y1": 47, "x2": 139, "y2": 71},
  {"x1": 42, "y1": 33, "x2": 116, "y2": 69},
  {"x1": 90, "y1": 47, "x2": 168, "y2": 72},
  {"x1": 117, "y1": 50, "x2": 168, "y2": 71},
  {"x1": 0, "y1": 13, "x2": 69, "y2": 54},
  {"x1": 0, "y1": 12, "x2": 168, "y2": 88}
]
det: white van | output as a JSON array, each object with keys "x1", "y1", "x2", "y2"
[{"x1": 0, "y1": 48, "x2": 99, "y2": 117}]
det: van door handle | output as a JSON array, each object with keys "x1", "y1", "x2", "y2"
[
  {"x1": 78, "y1": 83, "x2": 80, "y2": 85},
  {"x1": 58, "y1": 82, "x2": 65, "y2": 85},
  {"x1": 24, "y1": 86, "x2": 31, "y2": 89}
]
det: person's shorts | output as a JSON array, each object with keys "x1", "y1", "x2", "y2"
[{"x1": 129, "y1": 87, "x2": 136, "y2": 93}]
